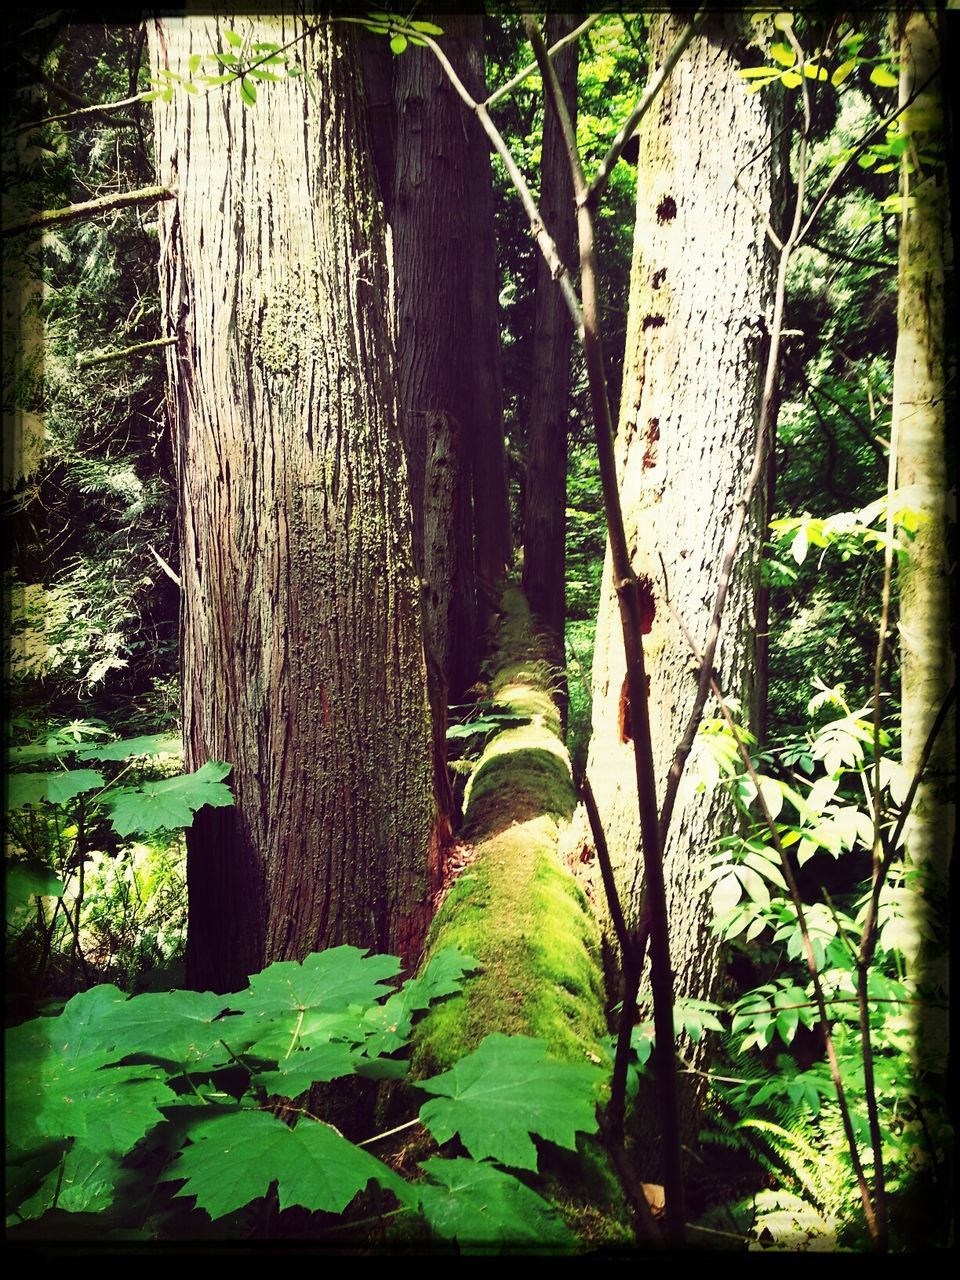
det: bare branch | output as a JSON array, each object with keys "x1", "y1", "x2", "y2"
[
  {"x1": 589, "y1": 8, "x2": 708, "y2": 207},
  {"x1": 3, "y1": 185, "x2": 176, "y2": 239},
  {"x1": 484, "y1": 14, "x2": 601, "y2": 110},
  {"x1": 77, "y1": 335, "x2": 178, "y2": 369}
]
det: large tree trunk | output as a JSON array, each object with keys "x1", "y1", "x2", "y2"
[
  {"x1": 584, "y1": 13, "x2": 779, "y2": 1157},
  {"x1": 149, "y1": 15, "x2": 439, "y2": 994},
  {"x1": 522, "y1": 12, "x2": 578, "y2": 684},
  {"x1": 891, "y1": 10, "x2": 954, "y2": 1068},
  {"x1": 893, "y1": 10, "x2": 955, "y2": 880}
]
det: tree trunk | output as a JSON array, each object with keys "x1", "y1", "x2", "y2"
[
  {"x1": 584, "y1": 13, "x2": 779, "y2": 1158},
  {"x1": 891, "y1": 11, "x2": 954, "y2": 1074},
  {"x1": 522, "y1": 12, "x2": 578, "y2": 687},
  {"x1": 893, "y1": 9, "x2": 955, "y2": 880},
  {"x1": 149, "y1": 14, "x2": 439, "y2": 994},
  {"x1": 393, "y1": 15, "x2": 477, "y2": 704},
  {"x1": 458, "y1": 15, "x2": 512, "y2": 615}
]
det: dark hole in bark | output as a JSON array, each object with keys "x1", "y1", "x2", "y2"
[
  {"x1": 656, "y1": 196, "x2": 677, "y2": 222},
  {"x1": 642, "y1": 314, "x2": 665, "y2": 331},
  {"x1": 618, "y1": 676, "x2": 633, "y2": 744},
  {"x1": 652, "y1": 268, "x2": 667, "y2": 288}
]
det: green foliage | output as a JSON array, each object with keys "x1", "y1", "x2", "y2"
[
  {"x1": 418, "y1": 1034, "x2": 602, "y2": 1171},
  {"x1": 6, "y1": 945, "x2": 609, "y2": 1249},
  {"x1": 4, "y1": 723, "x2": 220, "y2": 993},
  {"x1": 683, "y1": 691, "x2": 951, "y2": 1248}
]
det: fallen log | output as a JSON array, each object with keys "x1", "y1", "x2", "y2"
[{"x1": 414, "y1": 583, "x2": 608, "y2": 1073}]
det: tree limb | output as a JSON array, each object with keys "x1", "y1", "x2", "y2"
[{"x1": 3, "y1": 186, "x2": 176, "y2": 238}]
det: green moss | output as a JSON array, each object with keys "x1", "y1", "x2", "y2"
[
  {"x1": 412, "y1": 818, "x2": 608, "y2": 1077},
  {"x1": 410, "y1": 583, "x2": 628, "y2": 1248}
]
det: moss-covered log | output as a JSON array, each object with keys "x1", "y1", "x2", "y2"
[{"x1": 413, "y1": 585, "x2": 608, "y2": 1074}]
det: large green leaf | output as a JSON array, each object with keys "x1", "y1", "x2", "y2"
[
  {"x1": 7, "y1": 987, "x2": 178, "y2": 1152},
  {"x1": 417, "y1": 1034, "x2": 602, "y2": 1171},
  {"x1": 15, "y1": 1145, "x2": 126, "y2": 1219},
  {"x1": 7, "y1": 1021, "x2": 175, "y2": 1154},
  {"x1": 76, "y1": 988, "x2": 232, "y2": 1067},
  {"x1": 252, "y1": 1040, "x2": 359, "y2": 1098},
  {"x1": 168, "y1": 1110, "x2": 411, "y2": 1219},
  {"x1": 361, "y1": 946, "x2": 480, "y2": 1057},
  {"x1": 6, "y1": 769, "x2": 105, "y2": 809},
  {"x1": 418, "y1": 1157, "x2": 575, "y2": 1254},
  {"x1": 105, "y1": 761, "x2": 234, "y2": 836},
  {"x1": 6, "y1": 864, "x2": 66, "y2": 924},
  {"x1": 242, "y1": 945, "x2": 402, "y2": 1015},
  {"x1": 75, "y1": 733, "x2": 181, "y2": 761}
]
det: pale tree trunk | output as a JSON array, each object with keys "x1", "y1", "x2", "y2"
[
  {"x1": 522, "y1": 12, "x2": 578, "y2": 683},
  {"x1": 585, "y1": 14, "x2": 779, "y2": 1154},
  {"x1": 149, "y1": 15, "x2": 439, "y2": 994},
  {"x1": 893, "y1": 9, "x2": 955, "y2": 880},
  {"x1": 891, "y1": 11, "x2": 954, "y2": 1073}
]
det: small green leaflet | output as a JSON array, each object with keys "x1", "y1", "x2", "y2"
[
  {"x1": 417, "y1": 1034, "x2": 602, "y2": 1171},
  {"x1": 418, "y1": 1157, "x2": 575, "y2": 1254},
  {"x1": 870, "y1": 65, "x2": 898, "y2": 88},
  {"x1": 105, "y1": 761, "x2": 233, "y2": 836},
  {"x1": 168, "y1": 1110, "x2": 410, "y2": 1219},
  {"x1": 7, "y1": 769, "x2": 105, "y2": 810}
]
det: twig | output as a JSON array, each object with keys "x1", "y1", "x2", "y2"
[
  {"x1": 13, "y1": 90, "x2": 150, "y2": 133},
  {"x1": 417, "y1": 32, "x2": 584, "y2": 334},
  {"x1": 588, "y1": 9, "x2": 708, "y2": 207},
  {"x1": 357, "y1": 1117, "x2": 421, "y2": 1148},
  {"x1": 797, "y1": 72, "x2": 938, "y2": 248},
  {"x1": 77, "y1": 336, "x2": 177, "y2": 369},
  {"x1": 3, "y1": 185, "x2": 176, "y2": 239},
  {"x1": 484, "y1": 14, "x2": 601, "y2": 109},
  {"x1": 148, "y1": 543, "x2": 183, "y2": 589}
]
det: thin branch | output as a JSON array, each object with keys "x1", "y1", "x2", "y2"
[
  {"x1": 589, "y1": 9, "x2": 708, "y2": 207},
  {"x1": 797, "y1": 71, "x2": 938, "y2": 248},
  {"x1": 734, "y1": 173, "x2": 783, "y2": 251},
  {"x1": 886, "y1": 682, "x2": 956, "y2": 855},
  {"x1": 148, "y1": 543, "x2": 183, "y2": 590},
  {"x1": 77, "y1": 335, "x2": 178, "y2": 369},
  {"x1": 484, "y1": 14, "x2": 601, "y2": 109},
  {"x1": 808, "y1": 238, "x2": 896, "y2": 271},
  {"x1": 357, "y1": 1117, "x2": 421, "y2": 1148},
  {"x1": 809, "y1": 381, "x2": 886, "y2": 466},
  {"x1": 13, "y1": 90, "x2": 150, "y2": 133},
  {"x1": 3, "y1": 186, "x2": 176, "y2": 239},
  {"x1": 526, "y1": 11, "x2": 685, "y2": 1244}
]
